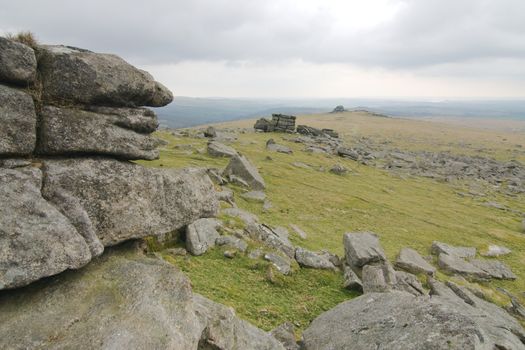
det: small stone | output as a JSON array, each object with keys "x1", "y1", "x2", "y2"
[
  {"x1": 264, "y1": 253, "x2": 291, "y2": 275},
  {"x1": 329, "y1": 164, "x2": 348, "y2": 176},
  {"x1": 481, "y1": 245, "x2": 511, "y2": 257},
  {"x1": 224, "y1": 250, "x2": 236, "y2": 259},
  {"x1": 165, "y1": 247, "x2": 187, "y2": 256},
  {"x1": 263, "y1": 200, "x2": 273, "y2": 212},
  {"x1": 290, "y1": 224, "x2": 307, "y2": 239},
  {"x1": 342, "y1": 264, "x2": 363, "y2": 292},
  {"x1": 241, "y1": 190, "x2": 266, "y2": 202}
]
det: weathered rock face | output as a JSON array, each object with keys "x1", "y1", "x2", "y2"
[
  {"x1": 42, "y1": 158, "x2": 218, "y2": 246},
  {"x1": 38, "y1": 45, "x2": 173, "y2": 107},
  {"x1": 0, "y1": 84, "x2": 37, "y2": 156},
  {"x1": 0, "y1": 37, "x2": 37, "y2": 85},
  {"x1": 302, "y1": 287, "x2": 525, "y2": 350},
  {"x1": 223, "y1": 155, "x2": 266, "y2": 190},
  {"x1": 0, "y1": 245, "x2": 283, "y2": 349},
  {"x1": 186, "y1": 218, "x2": 222, "y2": 256},
  {"x1": 0, "y1": 167, "x2": 92, "y2": 290},
  {"x1": 38, "y1": 106, "x2": 161, "y2": 159}
]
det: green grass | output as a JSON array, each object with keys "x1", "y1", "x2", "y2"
[{"x1": 137, "y1": 119, "x2": 525, "y2": 332}]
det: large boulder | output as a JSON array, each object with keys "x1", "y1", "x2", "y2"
[
  {"x1": 0, "y1": 37, "x2": 37, "y2": 85},
  {"x1": 38, "y1": 106, "x2": 161, "y2": 160},
  {"x1": 0, "y1": 84, "x2": 37, "y2": 156},
  {"x1": 37, "y1": 45, "x2": 173, "y2": 107},
  {"x1": 0, "y1": 167, "x2": 93, "y2": 290},
  {"x1": 186, "y1": 218, "x2": 222, "y2": 256},
  {"x1": 42, "y1": 158, "x2": 218, "y2": 246},
  {"x1": 343, "y1": 232, "x2": 386, "y2": 269},
  {"x1": 302, "y1": 285, "x2": 525, "y2": 350},
  {"x1": 223, "y1": 155, "x2": 266, "y2": 190}
]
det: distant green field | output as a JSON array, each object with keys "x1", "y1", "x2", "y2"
[{"x1": 138, "y1": 112, "x2": 525, "y2": 333}]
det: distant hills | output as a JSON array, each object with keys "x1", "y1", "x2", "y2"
[{"x1": 154, "y1": 97, "x2": 525, "y2": 128}]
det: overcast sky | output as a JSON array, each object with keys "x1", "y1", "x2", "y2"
[{"x1": 1, "y1": 0, "x2": 524, "y2": 99}]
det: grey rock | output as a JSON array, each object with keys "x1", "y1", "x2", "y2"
[
  {"x1": 266, "y1": 139, "x2": 293, "y2": 154},
  {"x1": 263, "y1": 199, "x2": 273, "y2": 212},
  {"x1": 0, "y1": 37, "x2": 37, "y2": 85},
  {"x1": 342, "y1": 264, "x2": 363, "y2": 292},
  {"x1": 207, "y1": 167, "x2": 227, "y2": 185},
  {"x1": 295, "y1": 247, "x2": 336, "y2": 270},
  {"x1": 222, "y1": 207, "x2": 259, "y2": 226},
  {"x1": 431, "y1": 241, "x2": 476, "y2": 259},
  {"x1": 0, "y1": 84, "x2": 36, "y2": 156},
  {"x1": 264, "y1": 253, "x2": 291, "y2": 275},
  {"x1": 470, "y1": 259, "x2": 516, "y2": 280},
  {"x1": 437, "y1": 253, "x2": 491, "y2": 280},
  {"x1": 271, "y1": 322, "x2": 299, "y2": 350},
  {"x1": 394, "y1": 270, "x2": 425, "y2": 296},
  {"x1": 246, "y1": 224, "x2": 295, "y2": 259},
  {"x1": 343, "y1": 232, "x2": 386, "y2": 268},
  {"x1": 223, "y1": 155, "x2": 266, "y2": 190},
  {"x1": 42, "y1": 158, "x2": 218, "y2": 246},
  {"x1": 320, "y1": 250, "x2": 342, "y2": 267},
  {"x1": 224, "y1": 250, "x2": 236, "y2": 258},
  {"x1": 216, "y1": 186, "x2": 235, "y2": 205},
  {"x1": 165, "y1": 247, "x2": 187, "y2": 256},
  {"x1": 207, "y1": 141, "x2": 238, "y2": 158},
  {"x1": 254, "y1": 117, "x2": 275, "y2": 132},
  {"x1": 290, "y1": 224, "x2": 308, "y2": 239},
  {"x1": 37, "y1": 45, "x2": 173, "y2": 107},
  {"x1": 241, "y1": 190, "x2": 266, "y2": 202},
  {"x1": 186, "y1": 218, "x2": 222, "y2": 256},
  {"x1": 361, "y1": 263, "x2": 397, "y2": 293},
  {"x1": 38, "y1": 106, "x2": 160, "y2": 160},
  {"x1": 194, "y1": 294, "x2": 285, "y2": 349},
  {"x1": 337, "y1": 147, "x2": 359, "y2": 161},
  {"x1": 216, "y1": 235, "x2": 248, "y2": 252},
  {"x1": 228, "y1": 174, "x2": 250, "y2": 187},
  {"x1": 482, "y1": 245, "x2": 511, "y2": 257},
  {"x1": 204, "y1": 126, "x2": 217, "y2": 138},
  {"x1": 248, "y1": 248, "x2": 263, "y2": 260},
  {"x1": 0, "y1": 158, "x2": 31, "y2": 168},
  {"x1": 302, "y1": 288, "x2": 525, "y2": 350},
  {"x1": 0, "y1": 167, "x2": 92, "y2": 290},
  {"x1": 329, "y1": 164, "x2": 348, "y2": 175},
  {"x1": 395, "y1": 247, "x2": 436, "y2": 275}
]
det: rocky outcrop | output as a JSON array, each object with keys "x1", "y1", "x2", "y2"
[
  {"x1": 0, "y1": 37, "x2": 37, "y2": 85},
  {"x1": 37, "y1": 45, "x2": 172, "y2": 107},
  {"x1": 302, "y1": 286, "x2": 525, "y2": 350},
  {"x1": 254, "y1": 114, "x2": 296, "y2": 133},
  {"x1": 223, "y1": 155, "x2": 266, "y2": 190},
  {"x1": 0, "y1": 84, "x2": 37, "y2": 156},
  {"x1": 0, "y1": 245, "x2": 284, "y2": 349}
]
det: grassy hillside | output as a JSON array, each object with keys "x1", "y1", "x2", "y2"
[{"x1": 138, "y1": 111, "x2": 525, "y2": 333}]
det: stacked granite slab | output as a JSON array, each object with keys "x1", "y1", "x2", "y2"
[
  {"x1": 0, "y1": 37, "x2": 218, "y2": 290},
  {"x1": 254, "y1": 113, "x2": 296, "y2": 133}
]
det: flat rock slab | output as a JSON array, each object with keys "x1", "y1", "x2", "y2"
[
  {"x1": 0, "y1": 37, "x2": 37, "y2": 85},
  {"x1": 482, "y1": 245, "x2": 511, "y2": 257},
  {"x1": 42, "y1": 158, "x2": 218, "y2": 246},
  {"x1": 264, "y1": 253, "x2": 291, "y2": 275},
  {"x1": 37, "y1": 45, "x2": 172, "y2": 107},
  {"x1": 470, "y1": 259, "x2": 516, "y2": 280},
  {"x1": 0, "y1": 167, "x2": 92, "y2": 290},
  {"x1": 437, "y1": 253, "x2": 491, "y2": 280},
  {"x1": 295, "y1": 247, "x2": 336, "y2": 270},
  {"x1": 395, "y1": 247, "x2": 436, "y2": 275},
  {"x1": 343, "y1": 232, "x2": 386, "y2": 268},
  {"x1": 215, "y1": 235, "x2": 248, "y2": 252},
  {"x1": 186, "y1": 218, "x2": 222, "y2": 256},
  {"x1": 0, "y1": 84, "x2": 36, "y2": 156},
  {"x1": 431, "y1": 241, "x2": 476, "y2": 259},
  {"x1": 302, "y1": 288, "x2": 525, "y2": 350},
  {"x1": 38, "y1": 106, "x2": 161, "y2": 160},
  {"x1": 207, "y1": 141, "x2": 239, "y2": 158},
  {"x1": 223, "y1": 155, "x2": 266, "y2": 190}
]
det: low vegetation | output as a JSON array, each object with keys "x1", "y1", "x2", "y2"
[{"x1": 138, "y1": 111, "x2": 525, "y2": 332}]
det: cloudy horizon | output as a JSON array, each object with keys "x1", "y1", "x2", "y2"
[{"x1": 1, "y1": 0, "x2": 524, "y2": 99}]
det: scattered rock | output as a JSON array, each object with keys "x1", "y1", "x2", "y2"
[
  {"x1": 437, "y1": 253, "x2": 490, "y2": 280},
  {"x1": 431, "y1": 241, "x2": 476, "y2": 259},
  {"x1": 266, "y1": 139, "x2": 293, "y2": 154},
  {"x1": 216, "y1": 235, "x2": 248, "y2": 252},
  {"x1": 222, "y1": 207, "x2": 259, "y2": 226},
  {"x1": 329, "y1": 164, "x2": 348, "y2": 175},
  {"x1": 223, "y1": 155, "x2": 266, "y2": 190},
  {"x1": 207, "y1": 141, "x2": 239, "y2": 158},
  {"x1": 165, "y1": 247, "x2": 187, "y2": 256},
  {"x1": 207, "y1": 167, "x2": 228, "y2": 185},
  {"x1": 337, "y1": 147, "x2": 359, "y2": 161},
  {"x1": 343, "y1": 232, "x2": 386, "y2": 269},
  {"x1": 228, "y1": 174, "x2": 250, "y2": 187},
  {"x1": 185, "y1": 218, "x2": 222, "y2": 256},
  {"x1": 290, "y1": 224, "x2": 308, "y2": 239},
  {"x1": 295, "y1": 247, "x2": 336, "y2": 270},
  {"x1": 342, "y1": 264, "x2": 363, "y2": 292},
  {"x1": 361, "y1": 263, "x2": 397, "y2": 293},
  {"x1": 204, "y1": 126, "x2": 217, "y2": 138},
  {"x1": 0, "y1": 84, "x2": 37, "y2": 156},
  {"x1": 482, "y1": 245, "x2": 512, "y2": 257},
  {"x1": 263, "y1": 200, "x2": 273, "y2": 212},
  {"x1": 37, "y1": 45, "x2": 173, "y2": 107},
  {"x1": 395, "y1": 247, "x2": 436, "y2": 275},
  {"x1": 470, "y1": 259, "x2": 516, "y2": 280},
  {"x1": 223, "y1": 250, "x2": 236, "y2": 259},
  {"x1": 246, "y1": 224, "x2": 295, "y2": 259},
  {"x1": 216, "y1": 186, "x2": 235, "y2": 206},
  {"x1": 241, "y1": 190, "x2": 266, "y2": 202},
  {"x1": 0, "y1": 37, "x2": 37, "y2": 85},
  {"x1": 291, "y1": 161, "x2": 311, "y2": 169},
  {"x1": 264, "y1": 253, "x2": 291, "y2": 275},
  {"x1": 248, "y1": 248, "x2": 263, "y2": 260},
  {"x1": 394, "y1": 270, "x2": 425, "y2": 296},
  {"x1": 270, "y1": 322, "x2": 299, "y2": 350}
]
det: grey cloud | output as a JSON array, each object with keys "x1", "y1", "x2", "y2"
[{"x1": 1, "y1": 0, "x2": 524, "y2": 72}]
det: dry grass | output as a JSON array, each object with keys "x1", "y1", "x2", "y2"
[{"x1": 5, "y1": 31, "x2": 38, "y2": 49}]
